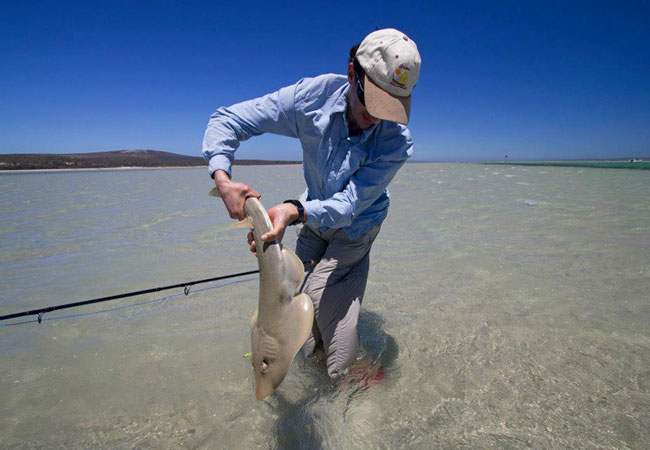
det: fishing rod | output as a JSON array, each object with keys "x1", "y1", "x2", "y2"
[{"x1": 0, "y1": 269, "x2": 259, "y2": 324}]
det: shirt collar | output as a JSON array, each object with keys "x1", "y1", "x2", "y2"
[
  {"x1": 331, "y1": 83, "x2": 349, "y2": 114},
  {"x1": 335, "y1": 83, "x2": 379, "y2": 142}
]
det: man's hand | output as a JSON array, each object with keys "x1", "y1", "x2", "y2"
[
  {"x1": 246, "y1": 202, "x2": 303, "y2": 255},
  {"x1": 214, "y1": 170, "x2": 260, "y2": 220}
]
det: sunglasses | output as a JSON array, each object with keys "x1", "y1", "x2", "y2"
[{"x1": 355, "y1": 72, "x2": 366, "y2": 106}]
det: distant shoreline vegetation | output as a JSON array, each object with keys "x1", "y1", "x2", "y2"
[
  {"x1": 0, "y1": 150, "x2": 301, "y2": 171},
  {"x1": 2, "y1": 150, "x2": 648, "y2": 171}
]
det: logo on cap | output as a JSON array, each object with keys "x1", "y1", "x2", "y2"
[{"x1": 391, "y1": 65, "x2": 410, "y2": 90}]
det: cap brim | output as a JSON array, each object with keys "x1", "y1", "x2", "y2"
[{"x1": 364, "y1": 76, "x2": 411, "y2": 125}]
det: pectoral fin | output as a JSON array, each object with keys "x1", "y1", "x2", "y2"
[
  {"x1": 281, "y1": 246, "x2": 306, "y2": 291},
  {"x1": 287, "y1": 293, "x2": 314, "y2": 355}
]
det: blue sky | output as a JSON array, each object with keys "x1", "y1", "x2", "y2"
[{"x1": 1, "y1": 1, "x2": 649, "y2": 161}]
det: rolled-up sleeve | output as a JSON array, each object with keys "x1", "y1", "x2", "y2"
[
  {"x1": 304, "y1": 132, "x2": 413, "y2": 229},
  {"x1": 202, "y1": 83, "x2": 299, "y2": 178}
]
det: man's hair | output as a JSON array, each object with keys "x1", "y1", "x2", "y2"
[{"x1": 349, "y1": 43, "x2": 365, "y2": 77}]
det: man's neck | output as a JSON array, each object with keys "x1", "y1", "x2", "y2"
[{"x1": 345, "y1": 101, "x2": 363, "y2": 137}]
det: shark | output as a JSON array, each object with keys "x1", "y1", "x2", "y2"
[{"x1": 209, "y1": 189, "x2": 314, "y2": 400}]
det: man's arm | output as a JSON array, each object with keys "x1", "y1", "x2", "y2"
[
  {"x1": 305, "y1": 155, "x2": 409, "y2": 229},
  {"x1": 261, "y1": 144, "x2": 412, "y2": 246},
  {"x1": 306, "y1": 128, "x2": 413, "y2": 229},
  {"x1": 260, "y1": 124, "x2": 413, "y2": 243},
  {"x1": 202, "y1": 83, "x2": 300, "y2": 218}
]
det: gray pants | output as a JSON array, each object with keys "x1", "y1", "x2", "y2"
[{"x1": 295, "y1": 224, "x2": 380, "y2": 378}]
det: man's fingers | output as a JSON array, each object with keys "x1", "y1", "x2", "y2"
[
  {"x1": 247, "y1": 232, "x2": 257, "y2": 255},
  {"x1": 242, "y1": 185, "x2": 260, "y2": 200},
  {"x1": 230, "y1": 210, "x2": 245, "y2": 220},
  {"x1": 217, "y1": 180, "x2": 259, "y2": 220},
  {"x1": 261, "y1": 228, "x2": 276, "y2": 241},
  {"x1": 246, "y1": 188, "x2": 261, "y2": 199},
  {"x1": 262, "y1": 223, "x2": 285, "y2": 243}
]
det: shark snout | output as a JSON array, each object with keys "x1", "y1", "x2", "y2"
[
  {"x1": 254, "y1": 374, "x2": 276, "y2": 401},
  {"x1": 253, "y1": 357, "x2": 291, "y2": 401}
]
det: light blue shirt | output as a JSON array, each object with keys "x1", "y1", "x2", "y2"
[{"x1": 202, "y1": 74, "x2": 413, "y2": 239}]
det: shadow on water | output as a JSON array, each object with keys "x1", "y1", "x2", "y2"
[{"x1": 268, "y1": 311, "x2": 399, "y2": 450}]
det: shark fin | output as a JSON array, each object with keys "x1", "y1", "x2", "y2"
[
  {"x1": 287, "y1": 293, "x2": 314, "y2": 354},
  {"x1": 208, "y1": 187, "x2": 221, "y2": 198},
  {"x1": 230, "y1": 217, "x2": 253, "y2": 229},
  {"x1": 281, "y1": 246, "x2": 306, "y2": 291}
]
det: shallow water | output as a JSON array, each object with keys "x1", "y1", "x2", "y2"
[{"x1": 1, "y1": 164, "x2": 649, "y2": 449}]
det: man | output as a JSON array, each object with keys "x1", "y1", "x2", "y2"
[{"x1": 203, "y1": 28, "x2": 421, "y2": 378}]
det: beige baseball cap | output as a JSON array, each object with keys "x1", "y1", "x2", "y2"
[{"x1": 356, "y1": 28, "x2": 421, "y2": 124}]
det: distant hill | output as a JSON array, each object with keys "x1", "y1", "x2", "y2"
[{"x1": 0, "y1": 150, "x2": 301, "y2": 171}]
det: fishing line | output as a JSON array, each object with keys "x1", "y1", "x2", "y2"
[
  {"x1": 0, "y1": 269, "x2": 259, "y2": 324},
  {"x1": 0, "y1": 277, "x2": 256, "y2": 328}
]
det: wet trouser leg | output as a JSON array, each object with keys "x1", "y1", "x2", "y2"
[{"x1": 295, "y1": 224, "x2": 380, "y2": 378}]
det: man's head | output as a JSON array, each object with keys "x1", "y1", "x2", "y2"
[
  {"x1": 348, "y1": 28, "x2": 421, "y2": 126},
  {"x1": 347, "y1": 50, "x2": 381, "y2": 131}
]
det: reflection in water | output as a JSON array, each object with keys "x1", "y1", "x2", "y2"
[{"x1": 270, "y1": 311, "x2": 399, "y2": 450}]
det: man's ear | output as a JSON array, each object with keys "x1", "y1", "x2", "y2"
[{"x1": 347, "y1": 61, "x2": 355, "y2": 84}]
